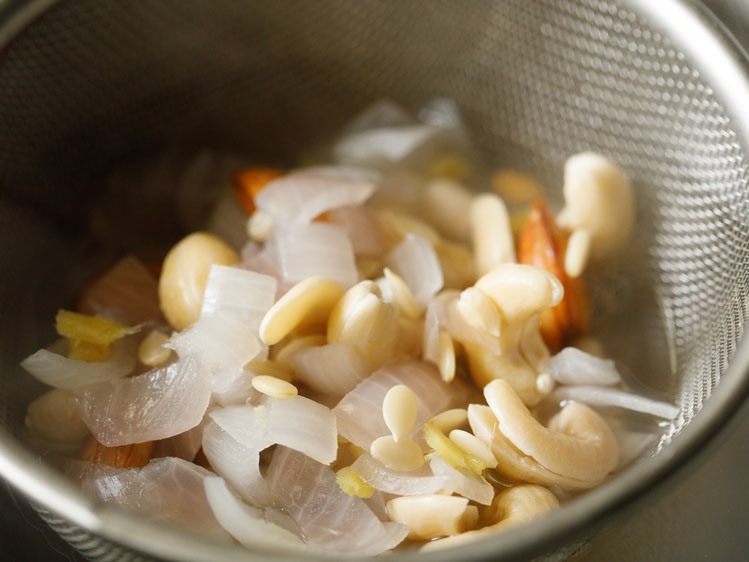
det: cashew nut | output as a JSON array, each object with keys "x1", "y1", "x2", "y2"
[
  {"x1": 327, "y1": 280, "x2": 398, "y2": 369},
  {"x1": 421, "y1": 485, "x2": 559, "y2": 550},
  {"x1": 451, "y1": 264, "x2": 562, "y2": 405},
  {"x1": 484, "y1": 379, "x2": 618, "y2": 482},
  {"x1": 158, "y1": 232, "x2": 239, "y2": 330},
  {"x1": 467, "y1": 404, "x2": 603, "y2": 490},
  {"x1": 386, "y1": 494, "x2": 478, "y2": 540},
  {"x1": 558, "y1": 152, "x2": 634, "y2": 263}
]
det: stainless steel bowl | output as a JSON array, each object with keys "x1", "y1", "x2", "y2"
[{"x1": 1, "y1": 1, "x2": 748, "y2": 560}]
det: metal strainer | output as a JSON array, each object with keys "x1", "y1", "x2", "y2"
[{"x1": 1, "y1": 0, "x2": 748, "y2": 560}]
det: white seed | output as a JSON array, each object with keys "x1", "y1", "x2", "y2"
[
  {"x1": 564, "y1": 228, "x2": 591, "y2": 278},
  {"x1": 470, "y1": 193, "x2": 515, "y2": 277},
  {"x1": 251, "y1": 375, "x2": 298, "y2": 399},
  {"x1": 260, "y1": 276, "x2": 344, "y2": 345},
  {"x1": 429, "y1": 408, "x2": 468, "y2": 434},
  {"x1": 383, "y1": 384, "x2": 418, "y2": 441},
  {"x1": 536, "y1": 373, "x2": 555, "y2": 395},
  {"x1": 246, "y1": 210, "x2": 274, "y2": 242},
  {"x1": 386, "y1": 495, "x2": 478, "y2": 540},
  {"x1": 370, "y1": 435, "x2": 424, "y2": 472},
  {"x1": 438, "y1": 330, "x2": 456, "y2": 383},
  {"x1": 137, "y1": 329, "x2": 171, "y2": 366},
  {"x1": 158, "y1": 232, "x2": 239, "y2": 331},
  {"x1": 423, "y1": 178, "x2": 473, "y2": 242},
  {"x1": 383, "y1": 267, "x2": 420, "y2": 319},
  {"x1": 449, "y1": 429, "x2": 498, "y2": 469}
]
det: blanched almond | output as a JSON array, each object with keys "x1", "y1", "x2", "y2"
[{"x1": 517, "y1": 202, "x2": 589, "y2": 351}]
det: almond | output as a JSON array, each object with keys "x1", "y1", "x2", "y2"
[
  {"x1": 79, "y1": 436, "x2": 154, "y2": 469},
  {"x1": 232, "y1": 167, "x2": 284, "y2": 215},
  {"x1": 517, "y1": 202, "x2": 589, "y2": 350}
]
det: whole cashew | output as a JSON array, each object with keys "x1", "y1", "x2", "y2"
[
  {"x1": 467, "y1": 404, "x2": 603, "y2": 490},
  {"x1": 421, "y1": 484, "x2": 559, "y2": 550},
  {"x1": 450, "y1": 264, "x2": 563, "y2": 406},
  {"x1": 484, "y1": 379, "x2": 618, "y2": 482}
]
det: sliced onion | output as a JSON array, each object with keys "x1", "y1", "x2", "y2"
[
  {"x1": 333, "y1": 361, "x2": 458, "y2": 450},
  {"x1": 200, "y1": 265, "x2": 277, "y2": 330},
  {"x1": 77, "y1": 255, "x2": 162, "y2": 324},
  {"x1": 385, "y1": 234, "x2": 443, "y2": 305},
  {"x1": 334, "y1": 125, "x2": 441, "y2": 167},
  {"x1": 76, "y1": 357, "x2": 211, "y2": 446},
  {"x1": 205, "y1": 186, "x2": 249, "y2": 251},
  {"x1": 325, "y1": 205, "x2": 385, "y2": 257},
  {"x1": 255, "y1": 166, "x2": 377, "y2": 227},
  {"x1": 73, "y1": 457, "x2": 229, "y2": 539},
  {"x1": 548, "y1": 347, "x2": 621, "y2": 386},
  {"x1": 152, "y1": 416, "x2": 207, "y2": 461},
  {"x1": 273, "y1": 223, "x2": 358, "y2": 289},
  {"x1": 429, "y1": 457, "x2": 494, "y2": 505},
  {"x1": 290, "y1": 343, "x2": 369, "y2": 397},
  {"x1": 201, "y1": 421, "x2": 274, "y2": 507},
  {"x1": 21, "y1": 337, "x2": 137, "y2": 390},
  {"x1": 552, "y1": 386, "x2": 679, "y2": 420},
  {"x1": 165, "y1": 313, "x2": 261, "y2": 373},
  {"x1": 341, "y1": 99, "x2": 413, "y2": 135},
  {"x1": 209, "y1": 396, "x2": 337, "y2": 464},
  {"x1": 423, "y1": 298, "x2": 449, "y2": 366},
  {"x1": 204, "y1": 476, "x2": 305, "y2": 551},
  {"x1": 210, "y1": 368, "x2": 255, "y2": 407},
  {"x1": 267, "y1": 446, "x2": 407, "y2": 555},
  {"x1": 350, "y1": 453, "x2": 448, "y2": 495}
]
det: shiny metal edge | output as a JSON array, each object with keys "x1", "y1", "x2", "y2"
[{"x1": 0, "y1": 0, "x2": 748, "y2": 560}]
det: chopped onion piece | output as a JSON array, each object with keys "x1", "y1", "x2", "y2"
[
  {"x1": 385, "y1": 234, "x2": 443, "y2": 305},
  {"x1": 210, "y1": 368, "x2": 255, "y2": 407},
  {"x1": 549, "y1": 347, "x2": 621, "y2": 386},
  {"x1": 291, "y1": 343, "x2": 369, "y2": 397},
  {"x1": 152, "y1": 417, "x2": 207, "y2": 462},
  {"x1": 78, "y1": 255, "x2": 162, "y2": 324},
  {"x1": 334, "y1": 125, "x2": 441, "y2": 167},
  {"x1": 201, "y1": 421, "x2": 273, "y2": 507},
  {"x1": 350, "y1": 453, "x2": 448, "y2": 496},
  {"x1": 333, "y1": 362, "x2": 458, "y2": 450},
  {"x1": 205, "y1": 187, "x2": 249, "y2": 251},
  {"x1": 209, "y1": 397, "x2": 337, "y2": 464},
  {"x1": 165, "y1": 313, "x2": 261, "y2": 373},
  {"x1": 423, "y1": 298, "x2": 449, "y2": 366},
  {"x1": 204, "y1": 476, "x2": 306, "y2": 551},
  {"x1": 552, "y1": 386, "x2": 679, "y2": 420},
  {"x1": 200, "y1": 265, "x2": 277, "y2": 330},
  {"x1": 73, "y1": 457, "x2": 229, "y2": 540},
  {"x1": 21, "y1": 337, "x2": 137, "y2": 390},
  {"x1": 255, "y1": 166, "x2": 377, "y2": 227},
  {"x1": 342, "y1": 99, "x2": 413, "y2": 135},
  {"x1": 429, "y1": 457, "x2": 494, "y2": 505},
  {"x1": 273, "y1": 223, "x2": 358, "y2": 289},
  {"x1": 267, "y1": 447, "x2": 407, "y2": 555},
  {"x1": 76, "y1": 357, "x2": 210, "y2": 447},
  {"x1": 325, "y1": 205, "x2": 385, "y2": 257}
]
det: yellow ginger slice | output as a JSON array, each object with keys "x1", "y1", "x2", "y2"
[
  {"x1": 423, "y1": 422, "x2": 487, "y2": 475},
  {"x1": 336, "y1": 467, "x2": 375, "y2": 499}
]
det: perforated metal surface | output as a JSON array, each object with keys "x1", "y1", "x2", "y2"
[{"x1": 0, "y1": 0, "x2": 748, "y2": 560}]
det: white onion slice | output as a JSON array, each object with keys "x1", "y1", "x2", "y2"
[
  {"x1": 152, "y1": 416, "x2": 206, "y2": 461},
  {"x1": 205, "y1": 187, "x2": 249, "y2": 251},
  {"x1": 255, "y1": 166, "x2": 377, "y2": 227},
  {"x1": 209, "y1": 396, "x2": 337, "y2": 464},
  {"x1": 77, "y1": 255, "x2": 162, "y2": 324},
  {"x1": 325, "y1": 205, "x2": 385, "y2": 257},
  {"x1": 201, "y1": 421, "x2": 274, "y2": 507},
  {"x1": 73, "y1": 457, "x2": 229, "y2": 539},
  {"x1": 350, "y1": 453, "x2": 448, "y2": 496},
  {"x1": 552, "y1": 386, "x2": 679, "y2": 420},
  {"x1": 290, "y1": 343, "x2": 370, "y2": 397},
  {"x1": 385, "y1": 234, "x2": 443, "y2": 305},
  {"x1": 204, "y1": 476, "x2": 305, "y2": 551},
  {"x1": 342, "y1": 99, "x2": 413, "y2": 134},
  {"x1": 548, "y1": 347, "x2": 621, "y2": 386},
  {"x1": 210, "y1": 368, "x2": 255, "y2": 407},
  {"x1": 429, "y1": 457, "x2": 494, "y2": 505},
  {"x1": 21, "y1": 337, "x2": 137, "y2": 390},
  {"x1": 273, "y1": 223, "x2": 358, "y2": 289},
  {"x1": 76, "y1": 357, "x2": 210, "y2": 446},
  {"x1": 423, "y1": 298, "x2": 449, "y2": 366},
  {"x1": 165, "y1": 313, "x2": 261, "y2": 373},
  {"x1": 267, "y1": 446, "x2": 407, "y2": 555},
  {"x1": 334, "y1": 125, "x2": 441, "y2": 167},
  {"x1": 333, "y1": 361, "x2": 458, "y2": 450},
  {"x1": 200, "y1": 265, "x2": 277, "y2": 329}
]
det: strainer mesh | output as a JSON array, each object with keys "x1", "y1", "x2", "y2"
[{"x1": 0, "y1": 0, "x2": 748, "y2": 559}]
